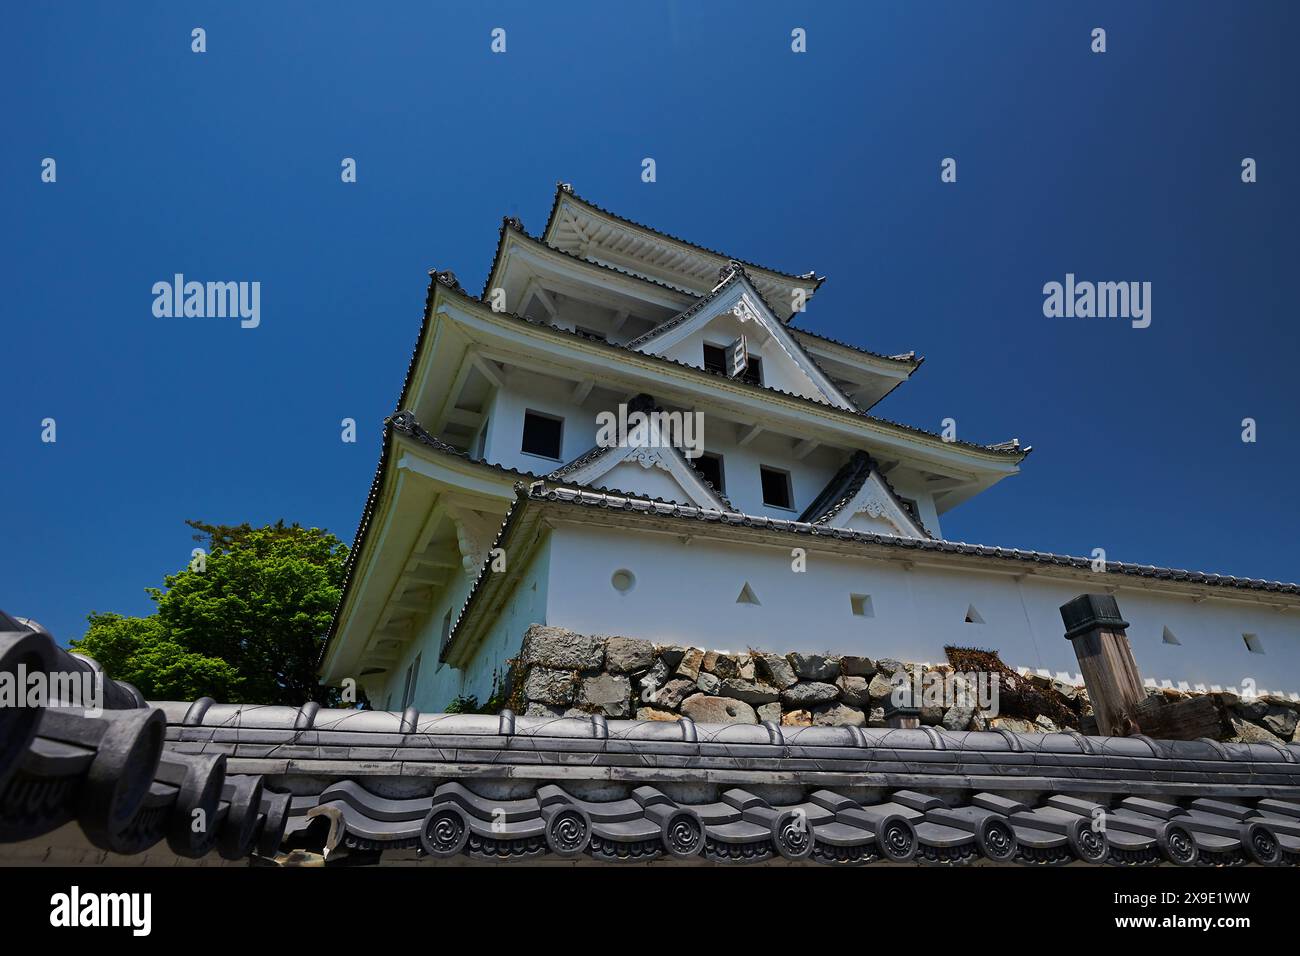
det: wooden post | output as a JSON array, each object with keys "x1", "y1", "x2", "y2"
[{"x1": 1059, "y1": 594, "x2": 1146, "y2": 737}]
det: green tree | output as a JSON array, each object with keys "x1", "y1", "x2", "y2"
[{"x1": 71, "y1": 520, "x2": 349, "y2": 706}]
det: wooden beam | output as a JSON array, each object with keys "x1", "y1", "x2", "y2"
[
  {"x1": 1060, "y1": 594, "x2": 1146, "y2": 737},
  {"x1": 737, "y1": 423, "x2": 764, "y2": 447},
  {"x1": 571, "y1": 379, "x2": 595, "y2": 404},
  {"x1": 470, "y1": 353, "x2": 504, "y2": 389},
  {"x1": 445, "y1": 407, "x2": 483, "y2": 429},
  {"x1": 793, "y1": 438, "x2": 819, "y2": 460}
]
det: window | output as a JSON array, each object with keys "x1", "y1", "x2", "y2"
[
  {"x1": 738, "y1": 355, "x2": 763, "y2": 386},
  {"x1": 964, "y1": 604, "x2": 985, "y2": 624},
  {"x1": 696, "y1": 452, "x2": 725, "y2": 493},
  {"x1": 521, "y1": 410, "x2": 563, "y2": 459},
  {"x1": 760, "y1": 466, "x2": 793, "y2": 509},
  {"x1": 438, "y1": 610, "x2": 453, "y2": 657},
  {"x1": 1243, "y1": 633, "x2": 1264, "y2": 654},
  {"x1": 850, "y1": 594, "x2": 875, "y2": 617},
  {"x1": 611, "y1": 569, "x2": 636, "y2": 593},
  {"x1": 736, "y1": 582, "x2": 761, "y2": 605},
  {"x1": 1162, "y1": 626, "x2": 1181, "y2": 646},
  {"x1": 400, "y1": 654, "x2": 422, "y2": 709},
  {"x1": 703, "y1": 343, "x2": 728, "y2": 374}
]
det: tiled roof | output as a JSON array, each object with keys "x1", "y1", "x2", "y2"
[
  {"x1": 521, "y1": 483, "x2": 1300, "y2": 596},
  {"x1": 543, "y1": 182, "x2": 827, "y2": 289},
  {"x1": 797, "y1": 450, "x2": 930, "y2": 536},
  {"x1": 480, "y1": 215, "x2": 703, "y2": 301},
  {"x1": 429, "y1": 274, "x2": 1026, "y2": 458},
  {"x1": 9, "y1": 614, "x2": 1300, "y2": 866},
  {"x1": 0, "y1": 620, "x2": 288, "y2": 862}
]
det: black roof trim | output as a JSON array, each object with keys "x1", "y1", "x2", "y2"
[{"x1": 797, "y1": 450, "x2": 931, "y2": 537}]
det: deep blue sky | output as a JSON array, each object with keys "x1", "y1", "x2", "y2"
[{"x1": 4, "y1": 1, "x2": 1297, "y2": 645}]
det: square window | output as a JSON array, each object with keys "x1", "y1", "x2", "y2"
[
  {"x1": 696, "y1": 452, "x2": 725, "y2": 493},
  {"x1": 1243, "y1": 633, "x2": 1264, "y2": 654},
  {"x1": 738, "y1": 355, "x2": 763, "y2": 386},
  {"x1": 702, "y1": 343, "x2": 728, "y2": 374},
  {"x1": 850, "y1": 594, "x2": 874, "y2": 617},
  {"x1": 521, "y1": 410, "x2": 563, "y2": 460},
  {"x1": 760, "y1": 466, "x2": 793, "y2": 509}
]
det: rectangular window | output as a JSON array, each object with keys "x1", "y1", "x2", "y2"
[
  {"x1": 401, "y1": 654, "x2": 422, "y2": 709},
  {"x1": 760, "y1": 466, "x2": 793, "y2": 509},
  {"x1": 738, "y1": 355, "x2": 763, "y2": 386},
  {"x1": 696, "y1": 452, "x2": 725, "y2": 494},
  {"x1": 702, "y1": 343, "x2": 728, "y2": 374},
  {"x1": 521, "y1": 409, "x2": 563, "y2": 459}
]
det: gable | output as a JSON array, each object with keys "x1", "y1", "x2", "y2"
[
  {"x1": 830, "y1": 470, "x2": 927, "y2": 538},
  {"x1": 551, "y1": 413, "x2": 730, "y2": 510},
  {"x1": 627, "y1": 272, "x2": 856, "y2": 411}
]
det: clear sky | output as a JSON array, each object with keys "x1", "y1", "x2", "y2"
[{"x1": 4, "y1": 1, "x2": 1297, "y2": 645}]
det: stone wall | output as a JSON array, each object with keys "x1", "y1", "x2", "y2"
[{"x1": 514, "y1": 625, "x2": 1300, "y2": 743}]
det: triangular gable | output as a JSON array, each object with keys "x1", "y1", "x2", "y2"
[
  {"x1": 550, "y1": 414, "x2": 730, "y2": 511},
  {"x1": 624, "y1": 267, "x2": 856, "y2": 411},
  {"x1": 799, "y1": 451, "x2": 929, "y2": 539}
]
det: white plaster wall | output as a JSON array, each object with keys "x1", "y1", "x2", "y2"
[
  {"x1": 660, "y1": 314, "x2": 827, "y2": 405},
  {"x1": 380, "y1": 538, "x2": 553, "y2": 712},
  {"x1": 477, "y1": 372, "x2": 899, "y2": 521},
  {"x1": 542, "y1": 523, "x2": 1300, "y2": 698}
]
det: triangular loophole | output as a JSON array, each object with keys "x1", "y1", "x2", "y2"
[
  {"x1": 964, "y1": 604, "x2": 984, "y2": 624},
  {"x1": 1162, "y1": 626, "x2": 1181, "y2": 646},
  {"x1": 737, "y1": 583, "x2": 761, "y2": 606}
]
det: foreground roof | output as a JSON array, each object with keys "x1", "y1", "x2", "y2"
[{"x1": 6, "y1": 618, "x2": 1300, "y2": 867}]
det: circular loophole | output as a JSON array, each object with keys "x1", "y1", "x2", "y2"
[{"x1": 611, "y1": 569, "x2": 636, "y2": 593}]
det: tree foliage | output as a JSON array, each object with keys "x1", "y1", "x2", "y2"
[{"x1": 71, "y1": 520, "x2": 349, "y2": 706}]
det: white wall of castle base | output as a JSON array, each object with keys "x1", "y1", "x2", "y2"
[{"x1": 542, "y1": 524, "x2": 1300, "y2": 699}]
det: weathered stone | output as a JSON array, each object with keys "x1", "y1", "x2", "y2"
[
  {"x1": 941, "y1": 703, "x2": 975, "y2": 731},
  {"x1": 676, "y1": 647, "x2": 705, "y2": 682},
  {"x1": 867, "y1": 706, "x2": 886, "y2": 727},
  {"x1": 867, "y1": 672, "x2": 897, "y2": 706},
  {"x1": 737, "y1": 657, "x2": 757, "y2": 681},
  {"x1": 524, "y1": 702, "x2": 565, "y2": 718},
  {"x1": 756, "y1": 702, "x2": 782, "y2": 723},
  {"x1": 524, "y1": 667, "x2": 577, "y2": 705},
  {"x1": 835, "y1": 675, "x2": 871, "y2": 706},
  {"x1": 781, "y1": 681, "x2": 840, "y2": 707},
  {"x1": 605, "y1": 637, "x2": 654, "y2": 673},
  {"x1": 1235, "y1": 699, "x2": 1269, "y2": 721},
  {"x1": 920, "y1": 704, "x2": 944, "y2": 726},
  {"x1": 970, "y1": 711, "x2": 988, "y2": 731},
  {"x1": 781, "y1": 709, "x2": 813, "y2": 727},
  {"x1": 653, "y1": 678, "x2": 697, "y2": 710},
  {"x1": 703, "y1": 651, "x2": 739, "y2": 679},
  {"x1": 579, "y1": 673, "x2": 631, "y2": 718},
  {"x1": 787, "y1": 653, "x2": 840, "y2": 682},
  {"x1": 637, "y1": 659, "x2": 669, "y2": 698},
  {"x1": 1033, "y1": 715, "x2": 1060, "y2": 733},
  {"x1": 637, "y1": 706, "x2": 681, "y2": 722},
  {"x1": 521, "y1": 625, "x2": 604, "y2": 670},
  {"x1": 1229, "y1": 717, "x2": 1284, "y2": 745},
  {"x1": 718, "y1": 677, "x2": 780, "y2": 705},
  {"x1": 989, "y1": 717, "x2": 1037, "y2": 734},
  {"x1": 812, "y1": 703, "x2": 866, "y2": 727},
  {"x1": 1261, "y1": 707, "x2": 1298, "y2": 740},
  {"x1": 655, "y1": 645, "x2": 686, "y2": 670},
  {"x1": 840, "y1": 655, "x2": 876, "y2": 678},
  {"x1": 681, "y1": 694, "x2": 757, "y2": 724},
  {"x1": 875, "y1": 658, "x2": 906, "y2": 677},
  {"x1": 755, "y1": 653, "x2": 798, "y2": 690},
  {"x1": 696, "y1": 671, "x2": 720, "y2": 695}
]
